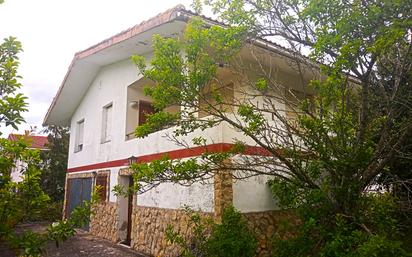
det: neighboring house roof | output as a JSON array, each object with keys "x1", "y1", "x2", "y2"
[
  {"x1": 8, "y1": 134, "x2": 49, "y2": 150},
  {"x1": 43, "y1": 4, "x2": 319, "y2": 127}
]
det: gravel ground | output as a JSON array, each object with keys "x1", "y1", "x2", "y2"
[{"x1": 1, "y1": 223, "x2": 148, "y2": 257}]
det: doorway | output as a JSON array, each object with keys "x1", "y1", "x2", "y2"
[{"x1": 118, "y1": 175, "x2": 134, "y2": 246}]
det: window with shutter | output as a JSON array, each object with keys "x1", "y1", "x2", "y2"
[
  {"x1": 138, "y1": 101, "x2": 155, "y2": 126},
  {"x1": 95, "y1": 174, "x2": 108, "y2": 202}
]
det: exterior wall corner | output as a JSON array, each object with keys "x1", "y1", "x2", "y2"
[{"x1": 213, "y1": 164, "x2": 233, "y2": 222}]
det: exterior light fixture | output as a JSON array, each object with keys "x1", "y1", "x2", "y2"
[
  {"x1": 129, "y1": 100, "x2": 139, "y2": 108},
  {"x1": 128, "y1": 155, "x2": 137, "y2": 165}
]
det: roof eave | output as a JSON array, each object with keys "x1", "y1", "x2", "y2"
[{"x1": 43, "y1": 4, "x2": 186, "y2": 126}]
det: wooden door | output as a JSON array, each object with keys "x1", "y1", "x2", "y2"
[
  {"x1": 138, "y1": 101, "x2": 155, "y2": 125},
  {"x1": 125, "y1": 176, "x2": 134, "y2": 245},
  {"x1": 66, "y1": 177, "x2": 92, "y2": 230}
]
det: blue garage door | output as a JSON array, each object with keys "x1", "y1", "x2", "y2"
[{"x1": 66, "y1": 177, "x2": 93, "y2": 230}]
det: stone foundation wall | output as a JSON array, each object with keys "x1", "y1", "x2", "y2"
[
  {"x1": 214, "y1": 169, "x2": 233, "y2": 221},
  {"x1": 131, "y1": 206, "x2": 212, "y2": 257},
  {"x1": 90, "y1": 202, "x2": 119, "y2": 242},
  {"x1": 243, "y1": 210, "x2": 298, "y2": 257},
  {"x1": 88, "y1": 203, "x2": 296, "y2": 257}
]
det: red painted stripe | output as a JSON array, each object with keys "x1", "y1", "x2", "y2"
[
  {"x1": 67, "y1": 159, "x2": 129, "y2": 173},
  {"x1": 243, "y1": 145, "x2": 272, "y2": 156},
  {"x1": 136, "y1": 143, "x2": 233, "y2": 163},
  {"x1": 67, "y1": 143, "x2": 272, "y2": 173}
]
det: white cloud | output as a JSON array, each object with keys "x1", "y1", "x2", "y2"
[{"x1": 0, "y1": 0, "x2": 192, "y2": 136}]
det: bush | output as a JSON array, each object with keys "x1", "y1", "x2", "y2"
[
  {"x1": 271, "y1": 193, "x2": 412, "y2": 257},
  {"x1": 166, "y1": 206, "x2": 257, "y2": 257},
  {"x1": 36, "y1": 201, "x2": 63, "y2": 222},
  {"x1": 206, "y1": 206, "x2": 257, "y2": 257}
]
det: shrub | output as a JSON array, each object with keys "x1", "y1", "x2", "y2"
[
  {"x1": 206, "y1": 206, "x2": 257, "y2": 257},
  {"x1": 166, "y1": 206, "x2": 257, "y2": 257},
  {"x1": 271, "y1": 193, "x2": 412, "y2": 257},
  {"x1": 28, "y1": 201, "x2": 63, "y2": 222}
]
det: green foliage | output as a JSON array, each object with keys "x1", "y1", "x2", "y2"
[
  {"x1": 166, "y1": 206, "x2": 257, "y2": 257},
  {"x1": 271, "y1": 193, "x2": 412, "y2": 257},
  {"x1": 255, "y1": 78, "x2": 268, "y2": 91},
  {"x1": 40, "y1": 126, "x2": 69, "y2": 201},
  {"x1": 237, "y1": 103, "x2": 265, "y2": 134},
  {"x1": 36, "y1": 201, "x2": 64, "y2": 222},
  {"x1": 11, "y1": 230, "x2": 47, "y2": 257},
  {"x1": 129, "y1": 0, "x2": 411, "y2": 256},
  {"x1": 0, "y1": 138, "x2": 50, "y2": 227},
  {"x1": 135, "y1": 111, "x2": 180, "y2": 138},
  {"x1": 4, "y1": 188, "x2": 100, "y2": 256},
  {"x1": 355, "y1": 234, "x2": 411, "y2": 257},
  {"x1": 131, "y1": 18, "x2": 245, "y2": 137},
  {"x1": 0, "y1": 36, "x2": 27, "y2": 130},
  {"x1": 206, "y1": 206, "x2": 257, "y2": 257},
  {"x1": 0, "y1": 16, "x2": 94, "y2": 254}
]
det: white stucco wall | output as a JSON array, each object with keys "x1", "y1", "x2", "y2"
[
  {"x1": 11, "y1": 159, "x2": 25, "y2": 183},
  {"x1": 137, "y1": 181, "x2": 214, "y2": 212},
  {"x1": 68, "y1": 57, "x2": 140, "y2": 168},
  {"x1": 233, "y1": 175, "x2": 278, "y2": 212},
  {"x1": 66, "y1": 47, "x2": 296, "y2": 213},
  {"x1": 68, "y1": 56, "x2": 225, "y2": 169},
  {"x1": 67, "y1": 56, "x2": 224, "y2": 210},
  {"x1": 109, "y1": 168, "x2": 120, "y2": 202}
]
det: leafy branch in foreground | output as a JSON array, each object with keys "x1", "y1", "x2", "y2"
[
  {"x1": 3, "y1": 186, "x2": 101, "y2": 257},
  {"x1": 0, "y1": 7, "x2": 97, "y2": 255},
  {"x1": 127, "y1": 0, "x2": 412, "y2": 255},
  {"x1": 0, "y1": 36, "x2": 27, "y2": 129}
]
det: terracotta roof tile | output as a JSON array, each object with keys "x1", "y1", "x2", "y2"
[{"x1": 8, "y1": 134, "x2": 49, "y2": 149}]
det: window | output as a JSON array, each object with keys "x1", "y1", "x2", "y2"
[
  {"x1": 95, "y1": 173, "x2": 109, "y2": 202},
  {"x1": 101, "y1": 103, "x2": 113, "y2": 143},
  {"x1": 75, "y1": 119, "x2": 84, "y2": 152},
  {"x1": 125, "y1": 78, "x2": 178, "y2": 140}
]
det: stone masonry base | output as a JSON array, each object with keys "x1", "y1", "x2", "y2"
[
  {"x1": 90, "y1": 202, "x2": 119, "y2": 242},
  {"x1": 131, "y1": 206, "x2": 212, "y2": 257},
  {"x1": 88, "y1": 203, "x2": 296, "y2": 257},
  {"x1": 243, "y1": 210, "x2": 297, "y2": 257}
]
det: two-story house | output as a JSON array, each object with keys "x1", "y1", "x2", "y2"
[{"x1": 43, "y1": 5, "x2": 310, "y2": 257}]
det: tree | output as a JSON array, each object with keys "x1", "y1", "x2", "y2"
[
  {"x1": 0, "y1": 3, "x2": 95, "y2": 255},
  {"x1": 40, "y1": 126, "x2": 69, "y2": 202},
  {"x1": 0, "y1": 33, "x2": 51, "y2": 255},
  {"x1": 129, "y1": 0, "x2": 412, "y2": 255},
  {"x1": 0, "y1": 36, "x2": 27, "y2": 133}
]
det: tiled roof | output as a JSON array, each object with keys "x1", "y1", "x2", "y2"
[
  {"x1": 8, "y1": 134, "x2": 49, "y2": 149},
  {"x1": 44, "y1": 4, "x2": 339, "y2": 125}
]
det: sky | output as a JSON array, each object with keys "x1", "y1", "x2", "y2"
[{"x1": 0, "y1": 0, "x2": 192, "y2": 137}]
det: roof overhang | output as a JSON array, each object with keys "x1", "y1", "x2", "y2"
[
  {"x1": 45, "y1": 5, "x2": 350, "y2": 127},
  {"x1": 43, "y1": 5, "x2": 188, "y2": 126}
]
